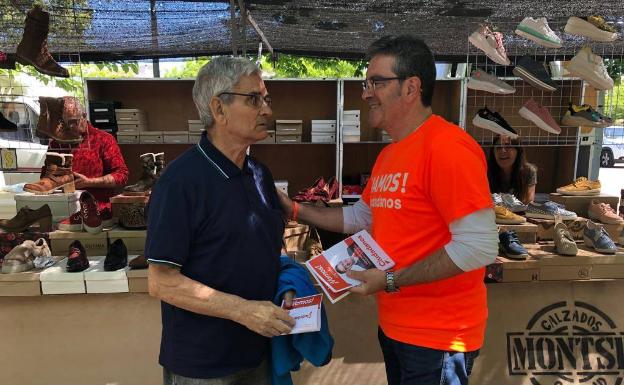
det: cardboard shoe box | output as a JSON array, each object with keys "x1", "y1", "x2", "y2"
[
  {"x1": 84, "y1": 257, "x2": 129, "y2": 294},
  {"x1": 311, "y1": 133, "x2": 336, "y2": 143},
  {"x1": 497, "y1": 223, "x2": 538, "y2": 244},
  {"x1": 108, "y1": 227, "x2": 146, "y2": 255},
  {"x1": 311, "y1": 120, "x2": 336, "y2": 133},
  {"x1": 0, "y1": 269, "x2": 42, "y2": 296},
  {"x1": 49, "y1": 230, "x2": 108, "y2": 257},
  {"x1": 115, "y1": 109, "x2": 147, "y2": 123},
  {"x1": 256, "y1": 131, "x2": 276, "y2": 144},
  {"x1": 15, "y1": 191, "x2": 80, "y2": 223},
  {"x1": 139, "y1": 131, "x2": 164, "y2": 144},
  {"x1": 275, "y1": 120, "x2": 303, "y2": 135},
  {"x1": 117, "y1": 133, "x2": 140, "y2": 144},
  {"x1": 276, "y1": 135, "x2": 302, "y2": 144},
  {"x1": 549, "y1": 193, "x2": 620, "y2": 218},
  {"x1": 39, "y1": 258, "x2": 87, "y2": 294},
  {"x1": 127, "y1": 267, "x2": 148, "y2": 293},
  {"x1": 163, "y1": 131, "x2": 190, "y2": 144}
]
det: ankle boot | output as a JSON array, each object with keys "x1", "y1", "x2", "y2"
[
  {"x1": 154, "y1": 152, "x2": 165, "y2": 178},
  {"x1": 15, "y1": 5, "x2": 69, "y2": 78},
  {"x1": 36, "y1": 97, "x2": 82, "y2": 143},
  {"x1": 123, "y1": 153, "x2": 156, "y2": 195},
  {"x1": 0, "y1": 111, "x2": 17, "y2": 132},
  {"x1": 0, "y1": 204, "x2": 52, "y2": 233},
  {"x1": 23, "y1": 152, "x2": 75, "y2": 194}
]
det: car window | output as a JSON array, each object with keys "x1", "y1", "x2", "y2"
[{"x1": 0, "y1": 101, "x2": 39, "y2": 143}]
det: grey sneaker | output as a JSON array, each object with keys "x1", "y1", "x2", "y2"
[
  {"x1": 526, "y1": 201, "x2": 578, "y2": 220},
  {"x1": 584, "y1": 220, "x2": 617, "y2": 254},
  {"x1": 467, "y1": 69, "x2": 516, "y2": 94},
  {"x1": 501, "y1": 193, "x2": 528, "y2": 212},
  {"x1": 492, "y1": 193, "x2": 503, "y2": 206},
  {"x1": 554, "y1": 221, "x2": 578, "y2": 256}
]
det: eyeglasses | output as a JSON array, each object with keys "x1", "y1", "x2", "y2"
[
  {"x1": 361, "y1": 77, "x2": 405, "y2": 91},
  {"x1": 217, "y1": 92, "x2": 272, "y2": 109}
]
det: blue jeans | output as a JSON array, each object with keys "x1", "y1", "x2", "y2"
[{"x1": 378, "y1": 328, "x2": 479, "y2": 385}]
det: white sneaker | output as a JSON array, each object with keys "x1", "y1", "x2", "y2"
[
  {"x1": 468, "y1": 26, "x2": 510, "y2": 66},
  {"x1": 467, "y1": 69, "x2": 516, "y2": 94},
  {"x1": 515, "y1": 17, "x2": 562, "y2": 48},
  {"x1": 566, "y1": 47, "x2": 614, "y2": 91},
  {"x1": 565, "y1": 16, "x2": 618, "y2": 42}
]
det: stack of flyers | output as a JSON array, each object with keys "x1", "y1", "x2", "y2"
[
  {"x1": 282, "y1": 293, "x2": 323, "y2": 334},
  {"x1": 305, "y1": 230, "x2": 394, "y2": 303}
]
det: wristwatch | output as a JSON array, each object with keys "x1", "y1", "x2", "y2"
[{"x1": 385, "y1": 271, "x2": 400, "y2": 293}]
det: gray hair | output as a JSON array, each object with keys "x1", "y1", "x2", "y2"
[{"x1": 192, "y1": 57, "x2": 260, "y2": 128}]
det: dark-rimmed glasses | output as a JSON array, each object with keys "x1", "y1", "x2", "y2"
[
  {"x1": 217, "y1": 92, "x2": 272, "y2": 108},
  {"x1": 361, "y1": 77, "x2": 405, "y2": 91}
]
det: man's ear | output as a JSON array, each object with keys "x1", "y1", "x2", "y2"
[
  {"x1": 404, "y1": 76, "x2": 422, "y2": 99},
  {"x1": 209, "y1": 97, "x2": 227, "y2": 125}
]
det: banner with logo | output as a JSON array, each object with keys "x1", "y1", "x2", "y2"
[{"x1": 471, "y1": 281, "x2": 624, "y2": 385}]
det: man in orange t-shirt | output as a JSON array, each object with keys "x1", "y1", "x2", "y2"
[{"x1": 279, "y1": 35, "x2": 498, "y2": 385}]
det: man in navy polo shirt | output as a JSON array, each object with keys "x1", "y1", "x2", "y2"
[{"x1": 146, "y1": 57, "x2": 295, "y2": 385}]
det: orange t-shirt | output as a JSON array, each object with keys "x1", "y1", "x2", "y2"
[{"x1": 361, "y1": 114, "x2": 493, "y2": 352}]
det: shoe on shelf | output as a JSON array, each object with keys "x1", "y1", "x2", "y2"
[
  {"x1": 66, "y1": 240, "x2": 89, "y2": 272},
  {"x1": 124, "y1": 153, "x2": 157, "y2": 196},
  {"x1": 499, "y1": 231, "x2": 529, "y2": 260},
  {"x1": 80, "y1": 191, "x2": 103, "y2": 234},
  {"x1": 526, "y1": 201, "x2": 578, "y2": 220},
  {"x1": 24, "y1": 152, "x2": 75, "y2": 194},
  {"x1": 473, "y1": 107, "x2": 518, "y2": 138},
  {"x1": 588, "y1": 199, "x2": 624, "y2": 225},
  {"x1": 619, "y1": 228, "x2": 624, "y2": 246},
  {"x1": 584, "y1": 220, "x2": 617, "y2": 254},
  {"x1": 519, "y1": 99, "x2": 561, "y2": 135},
  {"x1": 58, "y1": 211, "x2": 82, "y2": 232},
  {"x1": 512, "y1": 56, "x2": 557, "y2": 92},
  {"x1": 564, "y1": 16, "x2": 619, "y2": 42},
  {"x1": 468, "y1": 25, "x2": 510, "y2": 65},
  {"x1": 0, "y1": 204, "x2": 52, "y2": 233},
  {"x1": 104, "y1": 239, "x2": 128, "y2": 272},
  {"x1": 129, "y1": 255, "x2": 148, "y2": 270},
  {"x1": 515, "y1": 17, "x2": 562, "y2": 48},
  {"x1": 500, "y1": 193, "x2": 528, "y2": 212},
  {"x1": 553, "y1": 219, "x2": 578, "y2": 256},
  {"x1": 556, "y1": 177, "x2": 601, "y2": 196},
  {"x1": 1, "y1": 238, "x2": 51, "y2": 273},
  {"x1": 561, "y1": 103, "x2": 613, "y2": 128},
  {"x1": 467, "y1": 69, "x2": 516, "y2": 94},
  {"x1": 15, "y1": 5, "x2": 69, "y2": 78},
  {"x1": 495, "y1": 205, "x2": 526, "y2": 225},
  {"x1": 565, "y1": 46, "x2": 614, "y2": 91},
  {"x1": 492, "y1": 193, "x2": 504, "y2": 206}
]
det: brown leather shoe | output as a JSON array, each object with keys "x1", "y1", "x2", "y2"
[
  {"x1": 0, "y1": 204, "x2": 52, "y2": 233},
  {"x1": 36, "y1": 97, "x2": 83, "y2": 144},
  {"x1": 123, "y1": 153, "x2": 156, "y2": 195},
  {"x1": 24, "y1": 152, "x2": 75, "y2": 194},
  {"x1": 129, "y1": 255, "x2": 148, "y2": 270},
  {"x1": 15, "y1": 5, "x2": 69, "y2": 78}
]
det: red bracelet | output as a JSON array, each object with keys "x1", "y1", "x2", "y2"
[{"x1": 291, "y1": 201, "x2": 299, "y2": 222}]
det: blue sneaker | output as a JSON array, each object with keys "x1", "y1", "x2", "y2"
[
  {"x1": 526, "y1": 201, "x2": 578, "y2": 220},
  {"x1": 499, "y1": 231, "x2": 529, "y2": 260},
  {"x1": 584, "y1": 220, "x2": 617, "y2": 254}
]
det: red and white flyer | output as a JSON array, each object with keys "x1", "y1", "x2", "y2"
[
  {"x1": 282, "y1": 294, "x2": 323, "y2": 334},
  {"x1": 305, "y1": 230, "x2": 394, "y2": 302}
]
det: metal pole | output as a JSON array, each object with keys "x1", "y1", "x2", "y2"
[{"x1": 150, "y1": 0, "x2": 160, "y2": 77}]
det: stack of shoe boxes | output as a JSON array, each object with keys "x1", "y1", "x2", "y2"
[
  {"x1": 88, "y1": 101, "x2": 120, "y2": 137},
  {"x1": 275, "y1": 120, "x2": 302, "y2": 143},
  {"x1": 188, "y1": 120, "x2": 204, "y2": 143},
  {"x1": 116, "y1": 109, "x2": 153, "y2": 144},
  {"x1": 342, "y1": 110, "x2": 360, "y2": 142},
  {"x1": 311, "y1": 120, "x2": 336, "y2": 143}
]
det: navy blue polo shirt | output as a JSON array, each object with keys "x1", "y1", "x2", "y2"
[{"x1": 145, "y1": 132, "x2": 285, "y2": 379}]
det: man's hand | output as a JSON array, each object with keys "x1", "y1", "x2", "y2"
[
  {"x1": 238, "y1": 300, "x2": 295, "y2": 337},
  {"x1": 277, "y1": 190, "x2": 293, "y2": 219},
  {"x1": 347, "y1": 268, "x2": 386, "y2": 295},
  {"x1": 73, "y1": 172, "x2": 92, "y2": 189}
]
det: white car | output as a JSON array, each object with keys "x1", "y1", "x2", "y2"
[
  {"x1": 601, "y1": 126, "x2": 624, "y2": 168},
  {"x1": 0, "y1": 95, "x2": 48, "y2": 185}
]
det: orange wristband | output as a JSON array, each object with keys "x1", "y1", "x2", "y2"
[{"x1": 291, "y1": 201, "x2": 299, "y2": 222}]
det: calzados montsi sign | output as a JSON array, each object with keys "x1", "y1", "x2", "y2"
[{"x1": 507, "y1": 301, "x2": 624, "y2": 385}]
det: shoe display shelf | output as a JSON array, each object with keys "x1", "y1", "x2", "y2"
[
  {"x1": 49, "y1": 229, "x2": 108, "y2": 256},
  {"x1": 497, "y1": 223, "x2": 538, "y2": 244},
  {"x1": 549, "y1": 192, "x2": 620, "y2": 218},
  {"x1": 15, "y1": 191, "x2": 80, "y2": 223},
  {"x1": 490, "y1": 242, "x2": 624, "y2": 283},
  {"x1": 39, "y1": 258, "x2": 87, "y2": 294},
  {"x1": 84, "y1": 256, "x2": 129, "y2": 294}
]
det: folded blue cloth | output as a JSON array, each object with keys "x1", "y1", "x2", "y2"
[{"x1": 271, "y1": 256, "x2": 334, "y2": 385}]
